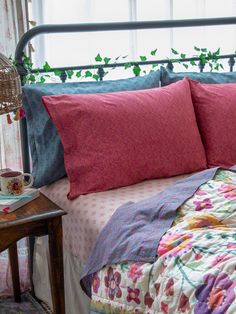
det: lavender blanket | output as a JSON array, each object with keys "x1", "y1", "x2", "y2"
[{"x1": 81, "y1": 167, "x2": 235, "y2": 297}]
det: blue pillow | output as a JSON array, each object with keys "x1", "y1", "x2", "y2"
[
  {"x1": 23, "y1": 70, "x2": 161, "y2": 187},
  {"x1": 160, "y1": 66, "x2": 236, "y2": 86}
]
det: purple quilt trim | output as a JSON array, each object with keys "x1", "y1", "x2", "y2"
[{"x1": 81, "y1": 166, "x2": 236, "y2": 297}]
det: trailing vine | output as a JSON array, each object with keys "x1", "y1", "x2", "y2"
[{"x1": 19, "y1": 46, "x2": 224, "y2": 84}]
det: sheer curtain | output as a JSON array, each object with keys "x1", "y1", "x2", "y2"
[
  {"x1": 0, "y1": 0, "x2": 30, "y2": 296},
  {"x1": 0, "y1": 0, "x2": 25, "y2": 171},
  {"x1": 30, "y1": 0, "x2": 236, "y2": 74}
]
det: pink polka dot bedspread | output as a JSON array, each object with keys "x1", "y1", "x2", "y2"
[{"x1": 40, "y1": 174, "x2": 191, "y2": 264}]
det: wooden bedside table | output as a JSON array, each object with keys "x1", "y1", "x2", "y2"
[{"x1": 0, "y1": 193, "x2": 66, "y2": 314}]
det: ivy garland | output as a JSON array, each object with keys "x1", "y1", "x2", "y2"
[{"x1": 20, "y1": 46, "x2": 223, "y2": 84}]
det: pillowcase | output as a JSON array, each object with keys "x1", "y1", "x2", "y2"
[
  {"x1": 42, "y1": 78, "x2": 207, "y2": 199},
  {"x1": 161, "y1": 66, "x2": 236, "y2": 86},
  {"x1": 189, "y1": 79, "x2": 236, "y2": 167},
  {"x1": 22, "y1": 70, "x2": 161, "y2": 187}
]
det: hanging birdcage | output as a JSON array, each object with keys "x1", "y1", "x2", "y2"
[{"x1": 0, "y1": 52, "x2": 22, "y2": 115}]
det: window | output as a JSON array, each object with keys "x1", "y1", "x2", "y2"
[{"x1": 29, "y1": 0, "x2": 236, "y2": 76}]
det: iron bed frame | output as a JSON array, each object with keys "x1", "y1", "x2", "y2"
[
  {"x1": 13, "y1": 16, "x2": 236, "y2": 310},
  {"x1": 15, "y1": 16, "x2": 236, "y2": 174}
]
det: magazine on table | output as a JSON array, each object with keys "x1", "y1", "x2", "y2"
[{"x1": 0, "y1": 188, "x2": 40, "y2": 213}]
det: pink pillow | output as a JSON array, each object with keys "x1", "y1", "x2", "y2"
[
  {"x1": 43, "y1": 78, "x2": 206, "y2": 199},
  {"x1": 189, "y1": 79, "x2": 236, "y2": 167}
]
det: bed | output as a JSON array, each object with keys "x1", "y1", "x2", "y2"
[{"x1": 15, "y1": 17, "x2": 236, "y2": 314}]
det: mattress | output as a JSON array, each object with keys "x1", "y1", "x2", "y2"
[{"x1": 40, "y1": 173, "x2": 191, "y2": 264}]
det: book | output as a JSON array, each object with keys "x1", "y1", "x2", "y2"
[{"x1": 0, "y1": 188, "x2": 40, "y2": 213}]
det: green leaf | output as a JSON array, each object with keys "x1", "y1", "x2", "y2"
[
  {"x1": 22, "y1": 54, "x2": 31, "y2": 64},
  {"x1": 43, "y1": 61, "x2": 51, "y2": 72},
  {"x1": 39, "y1": 76, "x2": 46, "y2": 83},
  {"x1": 124, "y1": 63, "x2": 132, "y2": 69},
  {"x1": 104, "y1": 57, "x2": 111, "y2": 64},
  {"x1": 171, "y1": 48, "x2": 178, "y2": 55},
  {"x1": 133, "y1": 65, "x2": 141, "y2": 76},
  {"x1": 151, "y1": 48, "x2": 157, "y2": 56},
  {"x1": 182, "y1": 63, "x2": 189, "y2": 69},
  {"x1": 190, "y1": 60, "x2": 197, "y2": 66},
  {"x1": 23, "y1": 55, "x2": 33, "y2": 70},
  {"x1": 115, "y1": 55, "x2": 121, "y2": 61},
  {"x1": 122, "y1": 55, "x2": 128, "y2": 59},
  {"x1": 201, "y1": 48, "x2": 207, "y2": 52},
  {"x1": 168, "y1": 58, "x2": 178, "y2": 63},
  {"x1": 92, "y1": 74, "x2": 99, "y2": 81},
  {"x1": 76, "y1": 70, "x2": 82, "y2": 78},
  {"x1": 194, "y1": 46, "x2": 201, "y2": 51},
  {"x1": 140, "y1": 55, "x2": 147, "y2": 62},
  {"x1": 215, "y1": 48, "x2": 220, "y2": 55},
  {"x1": 28, "y1": 74, "x2": 36, "y2": 83},
  {"x1": 85, "y1": 70, "x2": 93, "y2": 77},
  {"x1": 66, "y1": 70, "x2": 74, "y2": 79},
  {"x1": 152, "y1": 63, "x2": 159, "y2": 68},
  {"x1": 212, "y1": 53, "x2": 219, "y2": 61},
  {"x1": 95, "y1": 53, "x2": 102, "y2": 62},
  {"x1": 53, "y1": 69, "x2": 62, "y2": 76},
  {"x1": 220, "y1": 64, "x2": 224, "y2": 69},
  {"x1": 180, "y1": 53, "x2": 186, "y2": 59},
  {"x1": 199, "y1": 54, "x2": 206, "y2": 65}
]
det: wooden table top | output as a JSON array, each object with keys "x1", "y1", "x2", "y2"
[{"x1": 0, "y1": 194, "x2": 66, "y2": 230}]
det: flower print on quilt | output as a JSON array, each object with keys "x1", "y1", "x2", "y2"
[{"x1": 91, "y1": 169, "x2": 236, "y2": 313}]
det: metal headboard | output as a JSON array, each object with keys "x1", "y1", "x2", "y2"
[{"x1": 15, "y1": 16, "x2": 236, "y2": 173}]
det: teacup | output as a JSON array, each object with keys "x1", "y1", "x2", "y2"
[{"x1": 0, "y1": 171, "x2": 34, "y2": 195}]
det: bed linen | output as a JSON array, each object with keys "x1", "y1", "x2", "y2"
[
  {"x1": 160, "y1": 66, "x2": 236, "y2": 86},
  {"x1": 22, "y1": 70, "x2": 161, "y2": 188},
  {"x1": 189, "y1": 79, "x2": 236, "y2": 167},
  {"x1": 42, "y1": 78, "x2": 206, "y2": 199},
  {"x1": 36, "y1": 173, "x2": 190, "y2": 314},
  {"x1": 88, "y1": 168, "x2": 236, "y2": 314}
]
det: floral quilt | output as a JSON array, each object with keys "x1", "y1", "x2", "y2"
[{"x1": 90, "y1": 169, "x2": 236, "y2": 313}]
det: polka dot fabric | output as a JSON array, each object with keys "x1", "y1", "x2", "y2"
[
  {"x1": 40, "y1": 174, "x2": 191, "y2": 263},
  {"x1": 23, "y1": 70, "x2": 161, "y2": 188}
]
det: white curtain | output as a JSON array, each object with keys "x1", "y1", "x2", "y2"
[
  {"x1": 30, "y1": 0, "x2": 236, "y2": 75},
  {"x1": 0, "y1": 0, "x2": 30, "y2": 296},
  {"x1": 0, "y1": 0, "x2": 27, "y2": 171}
]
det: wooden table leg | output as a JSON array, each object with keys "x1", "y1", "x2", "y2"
[
  {"x1": 8, "y1": 242, "x2": 21, "y2": 302},
  {"x1": 28, "y1": 235, "x2": 35, "y2": 297},
  {"x1": 48, "y1": 217, "x2": 65, "y2": 314}
]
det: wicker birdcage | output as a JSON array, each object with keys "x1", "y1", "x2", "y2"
[{"x1": 0, "y1": 53, "x2": 22, "y2": 115}]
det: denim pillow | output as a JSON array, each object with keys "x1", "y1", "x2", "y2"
[
  {"x1": 161, "y1": 66, "x2": 236, "y2": 86},
  {"x1": 23, "y1": 70, "x2": 161, "y2": 187}
]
